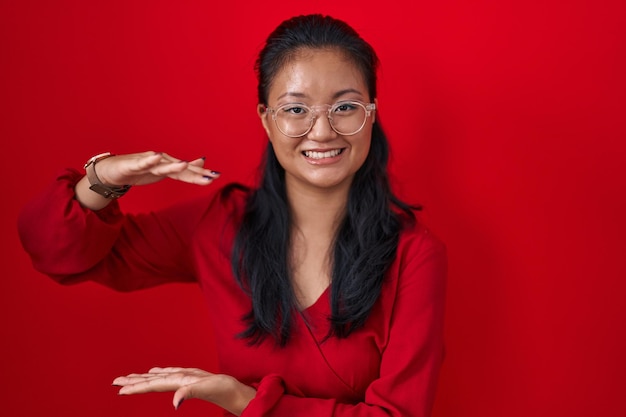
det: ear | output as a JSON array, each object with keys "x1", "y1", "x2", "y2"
[{"x1": 257, "y1": 104, "x2": 272, "y2": 138}]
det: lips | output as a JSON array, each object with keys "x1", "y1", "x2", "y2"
[{"x1": 302, "y1": 148, "x2": 344, "y2": 159}]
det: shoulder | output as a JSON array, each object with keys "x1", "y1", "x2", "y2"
[
  {"x1": 397, "y1": 222, "x2": 447, "y2": 265},
  {"x1": 391, "y1": 222, "x2": 447, "y2": 295},
  {"x1": 374, "y1": 221, "x2": 447, "y2": 331}
]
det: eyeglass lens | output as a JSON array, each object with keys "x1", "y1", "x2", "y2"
[{"x1": 275, "y1": 102, "x2": 368, "y2": 137}]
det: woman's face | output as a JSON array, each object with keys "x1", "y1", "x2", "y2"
[{"x1": 259, "y1": 48, "x2": 375, "y2": 194}]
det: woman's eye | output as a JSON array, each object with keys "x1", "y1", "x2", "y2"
[
  {"x1": 282, "y1": 106, "x2": 308, "y2": 115},
  {"x1": 334, "y1": 102, "x2": 357, "y2": 112}
]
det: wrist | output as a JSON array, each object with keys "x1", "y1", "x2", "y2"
[
  {"x1": 217, "y1": 375, "x2": 256, "y2": 416},
  {"x1": 233, "y1": 384, "x2": 256, "y2": 416},
  {"x1": 84, "y1": 152, "x2": 131, "y2": 199}
]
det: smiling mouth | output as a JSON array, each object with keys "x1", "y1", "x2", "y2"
[{"x1": 302, "y1": 148, "x2": 345, "y2": 159}]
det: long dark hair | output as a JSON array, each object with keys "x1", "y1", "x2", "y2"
[{"x1": 231, "y1": 14, "x2": 417, "y2": 346}]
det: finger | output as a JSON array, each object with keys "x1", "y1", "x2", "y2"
[
  {"x1": 173, "y1": 386, "x2": 189, "y2": 410},
  {"x1": 149, "y1": 153, "x2": 217, "y2": 176},
  {"x1": 148, "y1": 366, "x2": 185, "y2": 374},
  {"x1": 144, "y1": 160, "x2": 189, "y2": 177},
  {"x1": 178, "y1": 159, "x2": 218, "y2": 176},
  {"x1": 156, "y1": 152, "x2": 184, "y2": 163},
  {"x1": 167, "y1": 166, "x2": 221, "y2": 185},
  {"x1": 148, "y1": 367, "x2": 211, "y2": 378},
  {"x1": 138, "y1": 151, "x2": 166, "y2": 166},
  {"x1": 112, "y1": 374, "x2": 162, "y2": 386},
  {"x1": 188, "y1": 156, "x2": 206, "y2": 167},
  {"x1": 130, "y1": 152, "x2": 186, "y2": 175},
  {"x1": 112, "y1": 368, "x2": 183, "y2": 384},
  {"x1": 154, "y1": 153, "x2": 207, "y2": 169},
  {"x1": 156, "y1": 155, "x2": 209, "y2": 171},
  {"x1": 125, "y1": 371, "x2": 166, "y2": 378},
  {"x1": 173, "y1": 383, "x2": 207, "y2": 410},
  {"x1": 171, "y1": 374, "x2": 222, "y2": 409},
  {"x1": 116, "y1": 376, "x2": 181, "y2": 395}
]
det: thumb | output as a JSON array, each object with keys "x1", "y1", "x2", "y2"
[{"x1": 173, "y1": 386, "x2": 192, "y2": 410}]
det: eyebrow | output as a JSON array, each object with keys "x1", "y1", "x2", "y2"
[{"x1": 276, "y1": 88, "x2": 364, "y2": 101}]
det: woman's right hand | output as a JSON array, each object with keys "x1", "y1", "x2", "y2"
[
  {"x1": 75, "y1": 151, "x2": 221, "y2": 210},
  {"x1": 93, "y1": 151, "x2": 219, "y2": 187}
]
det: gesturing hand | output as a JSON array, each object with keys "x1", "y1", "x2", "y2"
[
  {"x1": 76, "y1": 151, "x2": 222, "y2": 210},
  {"x1": 95, "y1": 151, "x2": 221, "y2": 187},
  {"x1": 112, "y1": 367, "x2": 256, "y2": 416}
]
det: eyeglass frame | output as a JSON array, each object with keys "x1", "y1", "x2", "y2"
[{"x1": 263, "y1": 100, "x2": 376, "y2": 138}]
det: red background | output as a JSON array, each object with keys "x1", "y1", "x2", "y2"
[{"x1": 2, "y1": 1, "x2": 625, "y2": 416}]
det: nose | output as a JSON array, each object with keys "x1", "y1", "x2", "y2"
[{"x1": 307, "y1": 111, "x2": 337, "y2": 141}]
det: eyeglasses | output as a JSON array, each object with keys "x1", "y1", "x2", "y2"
[{"x1": 264, "y1": 100, "x2": 376, "y2": 138}]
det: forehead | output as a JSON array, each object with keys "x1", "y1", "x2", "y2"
[{"x1": 268, "y1": 48, "x2": 368, "y2": 103}]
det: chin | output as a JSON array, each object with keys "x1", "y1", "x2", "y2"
[{"x1": 306, "y1": 173, "x2": 355, "y2": 191}]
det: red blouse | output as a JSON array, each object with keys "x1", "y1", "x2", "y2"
[{"x1": 18, "y1": 169, "x2": 447, "y2": 417}]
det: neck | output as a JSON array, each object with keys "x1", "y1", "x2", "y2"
[
  {"x1": 286, "y1": 180, "x2": 350, "y2": 235},
  {"x1": 285, "y1": 179, "x2": 349, "y2": 309}
]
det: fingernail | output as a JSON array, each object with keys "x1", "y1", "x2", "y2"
[
  {"x1": 200, "y1": 156, "x2": 206, "y2": 160},
  {"x1": 176, "y1": 398, "x2": 184, "y2": 409},
  {"x1": 210, "y1": 171, "x2": 221, "y2": 175}
]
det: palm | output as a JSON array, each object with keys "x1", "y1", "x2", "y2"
[{"x1": 113, "y1": 367, "x2": 255, "y2": 416}]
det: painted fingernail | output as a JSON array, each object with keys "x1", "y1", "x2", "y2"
[{"x1": 210, "y1": 171, "x2": 221, "y2": 175}]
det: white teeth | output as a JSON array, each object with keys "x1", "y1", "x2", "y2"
[{"x1": 303, "y1": 149, "x2": 342, "y2": 159}]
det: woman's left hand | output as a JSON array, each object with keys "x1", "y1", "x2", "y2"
[{"x1": 112, "y1": 367, "x2": 256, "y2": 416}]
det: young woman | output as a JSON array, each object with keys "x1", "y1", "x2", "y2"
[{"x1": 18, "y1": 14, "x2": 447, "y2": 417}]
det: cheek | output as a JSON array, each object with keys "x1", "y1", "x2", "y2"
[
  {"x1": 269, "y1": 136, "x2": 298, "y2": 165},
  {"x1": 354, "y1": 133, "x2": 372, "y2": 161},
  {"x1": 351, "y1": 134, "x2": 373, "y2": 172},
  {"x1": 357, "y1": 142, "x2": 371, "y2": 167}
]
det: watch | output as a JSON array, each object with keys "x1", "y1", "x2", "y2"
[{"x1": 84, "y1": 152, "x2": 131, "y2": 199}]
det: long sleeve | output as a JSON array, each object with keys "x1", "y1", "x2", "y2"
[
  {"x1": 18, "y1": 169, "x2": 447, "y2": 416},
  {"x1": 239, "y1": 228, "x2": 447, "y2": 417},
  {"x1": 17, "y1": 168, "x2": 222, "y2": 291}
]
